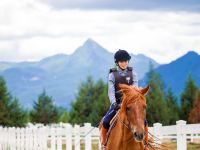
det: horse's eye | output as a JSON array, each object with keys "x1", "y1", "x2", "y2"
[{"x1": 126, "y1": 107, "x2": 131, "y2": 113}]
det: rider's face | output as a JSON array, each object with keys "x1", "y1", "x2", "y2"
[{"x1": 118, "y1": 60, "x2": 128, "y2": 69}]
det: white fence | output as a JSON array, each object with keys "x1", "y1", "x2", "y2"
[
  {"x1": 0, "y1": 120, "x2": 199, "y2": 150},
  {"x1": 150, "y1": 120, "x2": 200, "y2": 150}
]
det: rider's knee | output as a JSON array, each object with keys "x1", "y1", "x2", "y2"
[{"x1": 103, "y1": 117, "x2": 110, "y2": 129}]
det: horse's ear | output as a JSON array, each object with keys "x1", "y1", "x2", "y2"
[{"x1": 140, "y1": 84, "x2": 150, "y2": 95}]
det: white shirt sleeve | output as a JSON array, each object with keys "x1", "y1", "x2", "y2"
[{"x1": 108, "y1": 72, "x2": 116, "y2": 104}]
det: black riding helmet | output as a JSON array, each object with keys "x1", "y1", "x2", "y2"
[{"x1": 114, "y1": 49, "x2": 131, "y2": 64}]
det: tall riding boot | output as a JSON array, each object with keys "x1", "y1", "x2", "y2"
[{"x1": 101, "y1": 126, "x2": 107, "y2": 150}]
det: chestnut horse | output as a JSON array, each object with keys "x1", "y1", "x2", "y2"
[{"x1": 99, "y1": 84, "x2": 150, "y2": 150}]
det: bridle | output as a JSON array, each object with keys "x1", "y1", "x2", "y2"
[
  {"x1": 117, "y1": 112, "x2": 134, "y2": 132},
  {"x1": 116, "y1": 96, "x2": 147, "y2": 144}
]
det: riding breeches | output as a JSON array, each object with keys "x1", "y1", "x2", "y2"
[{"x1": 102, "y1": 106, "x2": 117, "y2": 129}]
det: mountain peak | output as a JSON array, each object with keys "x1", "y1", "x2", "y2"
[
  {"x1": 82, "y1": 38, "x2": 103, "y2": 50},
  {"x1": 84, "y1": 38, "x2": 97, "y2": 45},
  {"x1": 72, "y1": 38, "x2": 109, "y2": 56},
  {"x1": 166, "y1": 50, "x2": 200, "y2": 67},
  {"x1": 178, "y1": 50, "x2": 199, "y2": 62},
  {"x1": 185, "y1": 50, "x2": 199, "y2": 57}
]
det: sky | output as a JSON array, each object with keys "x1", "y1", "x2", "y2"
[{"x1": 0, "y1": 0, "x2": 200, "y2": 64}]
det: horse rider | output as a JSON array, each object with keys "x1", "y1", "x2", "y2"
[{"x1": 101, "y1": 49, "x2": 149, "y2": 149}]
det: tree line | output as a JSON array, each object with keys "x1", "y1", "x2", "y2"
[
  {"x1": 0, "y1": 65, "x2": 199, "y2": 127},
  {"x1": 0, "y1": 76, "x2": 68, "y2": 127},
  {"x1": 69, "y1": 65, "x2": 200, "y2": 126}
]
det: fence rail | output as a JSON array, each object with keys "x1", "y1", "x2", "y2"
[{"x1": 0, "y1": 120, "x2": 199, "y2": 150}]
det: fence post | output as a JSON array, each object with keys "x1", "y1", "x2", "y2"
[
  {"x1": 10, "y1": 127, "x2": 16, "y2": 150},
  {"x1": 16, "y1": 127, "x2": 21, "y2": 150},
  {"x1": 84, "y1": 123, "x2": 92, "y2": 150},
  {"x1": 153, "y1": 123, "x2": 162, "y2": 144},
  {"x1": 7, "y1": 127, "x2": 11, "y2": 149},
  {"x1": 51, "y1": 127, "x2": 56, "y2": 150},
  {"x1": 4, "y1": 127, "x2": 8, "y2": 150},
  {"x1": 64, "y1": 123, "x2": 72, "y2": 150},
  {"x1": 21, "y1": 128, "x2": 25, "y2": 150},
  {"x1": 38, "y1": 127, "x2": 43, "y2": 150},
  {"x1": 57, "y1": 125, "x2": 62, "y2": 150},
  {"x1": 33, "y1": 126, "x2": 38, "y2": 150},
  {"x1": 176, "y1": 120, "x2": 187, "y2": 150},
  {"x1": 0, "y1": 126, "x2": 2, "y2": 150},
  {"x1": 41, "y1": 126, "x2": 48, "y2": 150},
  {"x1": 30, "y1": 127, "x2": 34, "y2": 150},
  {"x1": 25, "y1": 127, "x2": 29, "y2": 150},
  {"x1": 27, "y1": 124, "x2": 34, "y2": 150},
  {"x1": 2, "y1": 127, "x2": 5, "y2": 149},
  {"x1": 14, "y1": 127, "x2": 18, "y2": 150},
  {"x1": 74, "y1": 124, "x2": 80, "y2": 150}
]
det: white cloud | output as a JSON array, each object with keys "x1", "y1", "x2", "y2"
[{"x1": 0, "y1": 0, "x2": 200, "y2": 63}]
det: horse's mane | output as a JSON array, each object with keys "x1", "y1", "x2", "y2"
[{"x1": 119, "y1": 84, "x2": 146, "y2": 113}]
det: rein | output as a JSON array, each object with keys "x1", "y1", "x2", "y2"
[
  {"x1": 116, "y1": 96, "x2": 149, "y2": 150},
  {"x1": 116, "y1": 112, "x2": 149, "y2": 150},
  {"x1": 117, "y1": 113, "x2": 133, "y2": 132},
  {"x1": 117, "y1": 95, "x2": 143, "y2": 132}
]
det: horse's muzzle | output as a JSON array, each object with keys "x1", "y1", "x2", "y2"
[{"x1": 134, "y1": 132, "x2": 144, "y2": 142}]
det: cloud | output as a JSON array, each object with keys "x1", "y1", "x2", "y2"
[
  {"x1": 0, "y1": 0, "x2": 200, "y2": 63},
  {"x1": 40, "y1": 0, "x2": 200, "y2": 12},
  {"x1": 0, "y1": 41, "x2": 20, "y2": 62}
]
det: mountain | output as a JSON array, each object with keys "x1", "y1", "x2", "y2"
[
  {"x1": 0, "y1": 38, "x2": 159, "y2": 108},
  {"x1": 38, "y1": 54, "x2": 70, "y2": 72},
  {"x1": 141, "y1": 51, "x2": 200, "y2": 102},
  {"x1": 0, "y1": 62, "x2": 17, "y2": 72}
]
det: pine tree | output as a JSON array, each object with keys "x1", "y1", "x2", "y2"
[
  {"x1": 0, "y1": 76, "x2": 27, "y2": 127},
  {"x1": 89, "y1": 79, "x2": 110, "y2": 125},
  {"x1": 30, "y1": 90, "x2": 60, "y2": 124},
  {"x1": 0, "y1": 76, "x2": 12, "y2": 126},
  {"x1": 59, "y1": 111, "x2": 69, "y2": 123},
  {"x1": 180, "y1": 74, "x2": 198, "y2": 121},
  {"x1": 69, "y1": 76, "x2": 109, "y2": 125},
  {"x1": 58, "y1": 107, "x2": 69, "y2": 123},
  {"x1": 69, "y1": 76, "x2": 95, "y2": 124},
  {"x1": 9, "y1": 98, "x2": 28, "y2": 127},
  {"x1": 188, "y1": 90, "x2": 200, "y2": 123},
  {"x1": 145, "y1": 63, "x2": 169, "y2": 125},
  {"x1": 166, "y1": 88, "x2": 179, "y2": 125}
]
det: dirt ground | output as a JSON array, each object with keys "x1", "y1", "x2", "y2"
[
  {"x1": 90, "y1": 142, "x2": 200, "y2": 150},
  {"x1": 161, "y1": 142, "x2": 200, "y2": 150},
  {"x1": 49, "y1": 140, "x2": 200, "y2": 150}
]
